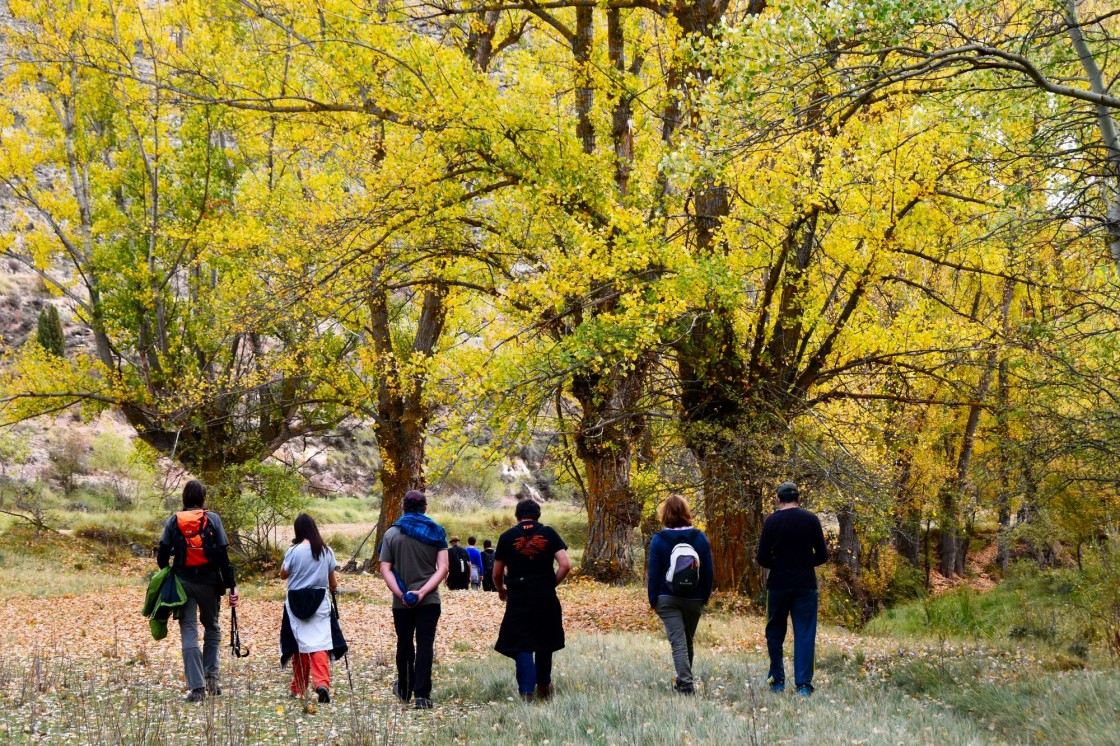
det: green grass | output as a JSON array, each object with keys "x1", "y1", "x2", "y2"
[
  {"x1": 429, "y1": 502, "x2": 587, "y2": 551},
  {"x1": 0, "y1": 527, "x2": 139, "y2": 598},
  {"x1": 301, "y1": 495, "x2": 379, "y2": 525},
  {"x1": 865, "y1": 569, "x2": 1104, "y2": 656},
  {"x1": 5, "y1": 625, "x2": 1116, "y2": 745}
]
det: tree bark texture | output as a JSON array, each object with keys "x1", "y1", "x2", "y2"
[
  {"x1": 571, "y1": 365, "x2": 646, "y2": 583},
  {"x1": 369, "y1": 285, "x2": 447, "y2": 553}
]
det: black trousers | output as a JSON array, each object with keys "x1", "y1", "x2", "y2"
[{"x1": 392, "y1": 604, "x2": 441, "y2": 698}]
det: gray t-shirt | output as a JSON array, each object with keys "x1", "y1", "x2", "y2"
[
  {"x1": 159, "y1": 510, "x2": 230, "y2": 547},
  {"x1": 379, "y1": 526, "x2": 442, "y2": 609},
  {"x1": 283, "y1": 543, "x2": 338, "y2": 591}
]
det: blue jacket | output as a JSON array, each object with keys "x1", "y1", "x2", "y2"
[{"x1": 647, "y1": 527, "x2": 714, "y2": 608}]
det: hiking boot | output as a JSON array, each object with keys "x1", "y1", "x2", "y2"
[
  {"x1": 392, "y1": 680, "x2": 411, "y2": 703},
  {"x1": 767, "y1": 676, "x2": 784, "y2": 694},
  {"x1": 205, "y1": 678, "x2": 222, "y2": 696},
  {"x1": 535, "y1": 683, "x2": 552, "y2": 701},
  {"x1": 674, "y1": 682, "x2": 695, "y2": 695},
  {"x1": 796, "y1": 684, "x2": 813, "y2": 697},
  {"x1": 414, "y1": 697, "x2": 433, "y2": 710},
  {"x1": 316, "y1": 687, "x2": 330, "y2": 704},
  {"x1": 520, "y1": 693, "x2": 535, "y2": 703},
  {"x1": 185, "y1": 688, "x2": 206, "y2": 703}
]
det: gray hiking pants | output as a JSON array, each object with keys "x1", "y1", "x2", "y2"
[
  {"x1": 655, "y1": 596, "x2": 704, "y2": 687},
  {"x1": 179, "y1": 577, "x2": 222, "y2": 691}
]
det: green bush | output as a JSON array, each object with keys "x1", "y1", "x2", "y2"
[
  {"x1": 208, "y1": 461, "x2": 308, "y2": 560},
  {"x1": 35, "y1": 304, "x2": 65, "y2": 357},
  {"x1": 47, "y1": 431, "x2": 89, "y2": 496}
]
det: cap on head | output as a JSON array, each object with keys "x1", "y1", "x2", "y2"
[
  {"x1": 403, "y1": 490, "x2": 427, "y2": 513},
  {"x1": 776, "y1": 482, "x2": 800, "y2": 503}
]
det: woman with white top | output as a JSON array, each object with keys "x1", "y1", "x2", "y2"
[{"x1": 280, "y1": 513, "x2": 340, "y2": 702}]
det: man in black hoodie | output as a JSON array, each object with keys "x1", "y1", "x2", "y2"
[{"x1": 756, "y1": 482, "x2": 828, "y2": 697}]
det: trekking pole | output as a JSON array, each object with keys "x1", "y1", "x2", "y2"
[
  {"x1": 230, "y1": 607, "x2": 250, "y2": 658},
  {"x1": 331, "y1": 592, "x2": 356, "y2": 692},
  {"x1": 333, "y1": 590, "x2": 359, "y2": 733}
]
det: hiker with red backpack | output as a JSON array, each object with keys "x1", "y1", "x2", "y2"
[
  {"x1": 156, "y1": 480, "x2": 239, "y2": 702},
  {"x1": 647, "y1": 494, "x2": 713, "y2": 695}
]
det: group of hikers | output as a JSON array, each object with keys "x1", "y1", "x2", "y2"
[
  {"x1": 148, "y1": 479, "x2": 828, "y2": 707},
  {"x1": 446, "y1": 534, "x2": 498, "y2": 592}
]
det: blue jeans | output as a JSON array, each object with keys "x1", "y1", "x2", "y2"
[
  {"x1": 514, "y1": 651, "x2": 553, "y2": 695},
  {"x1": 765, "y1": 588, "x2": 818, "y2": 688}
]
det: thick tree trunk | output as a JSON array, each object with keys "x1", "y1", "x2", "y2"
[
  {"x1": 374, "y1": 415, "x2": 427, "y2": 553},
  {"x1": 367, "y1": 286, "x2": 446, "y2": 555},
  {"x1": 581, "y1": 441, "x2": 639, "y2": 582},
  {"x1": 690, "y1": 434, "x2": 769, "y2": 596},
  {"x1": 571, "y1": 366, "x2": 645, "y2": 582}
]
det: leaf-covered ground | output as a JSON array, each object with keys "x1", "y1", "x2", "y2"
[{"x1": 1, "y1": 561, "x2": 1118, "y2": 744}]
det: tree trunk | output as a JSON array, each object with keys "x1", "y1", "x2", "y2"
[
  {"x1": 891, "y1": 447, "x2": 921, "y2": 566},
  {"x1": 995, "y1": 356, "x2": 1013, "y2": 574},
  {"x1": 939, "y1": 300, "x2": 1004, "y2": 577},
  {"x1": 938, "y1": 484, "x2": 960, "y2": 578},
  {"x1": 374, "y1": 415, "x2": 427, "y2": 553},
  {"x1": 570, "y1": 366, "x2": 645, "y2": 583},
  {"x1": 836, "y1": 503, "x2": 861, "y2": 583},
  {"x1": 367, "y1": 286, "x2": 446, "y2": 555},
  {"x1": 580, "y1": 440, "x2": 639, "y2": 582},
  {"x1": 688, "y1": 431, "x2": 769, "y2": 595}
]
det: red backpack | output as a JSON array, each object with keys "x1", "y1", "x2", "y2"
[{"x1": 175, "y1": 510, "x2": 215, "y2": 568}]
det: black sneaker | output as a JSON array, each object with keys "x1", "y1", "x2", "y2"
[
  {"x1": 205, "y1": 678, "x2": 222, "y2": 696},
  {"x1": 674, "y1": 682, "x2": 695, "y2": 695},
  {"x1": 316, "y1": 687, "x2": 330, "y2": 704},
  {"x1": 414, "y1": 697, "x2": 433, "y2": 709},
  {"x1": 185, "y1": 688, "x2": 206, "y2": 703}
]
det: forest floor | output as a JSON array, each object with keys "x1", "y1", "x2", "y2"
[{"x1": 0, "y1": 528, "x2": 1117, "y2": 745}]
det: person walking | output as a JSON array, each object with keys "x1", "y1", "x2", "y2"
[
  {"x1": 647, "y1": 495, "x2": 713, "y2": 695},
  {"x1": 756, "y1": 482, "x2": 829, "y2": 696},
  {"x1": 466, "y1": 536, "x2": 484, "y2": 590},
  {"x1": 493, "y1": 499, "x2": 570, "y2": 702},
  {"x1": 280, "y1": 514, "x2": 341, "y2": 703},
  {"x1": 379, "y1": 490, "x2": 449, "y2": 709},
  {"x1": 481, "y1": 539, "x2": 497, "y2": 592},
  {"x1": 156, "y1": 480, "x2": 238, "y2": 702},
  {"x1": 446, "y1": 536, "x2": 471, "y2": 590}
]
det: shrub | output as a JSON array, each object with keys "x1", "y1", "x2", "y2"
[
  {"x1": 47, "y1": 431, "x2": 89, "y2": 496},
  {"x1": 209, "y1": 461, "x2": 308, "y2": 560},
  {"x1": 35, "y1": 304, "x2": 65, "y2": 357}
]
